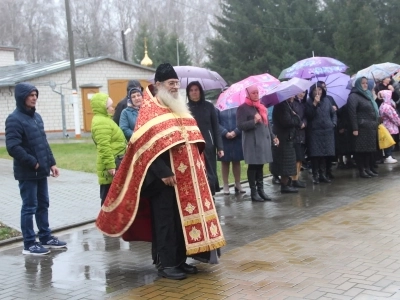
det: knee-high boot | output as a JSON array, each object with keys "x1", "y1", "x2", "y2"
[
  {"x1": 319, "y1": 158, "x2": 331, "y2": 183},
  {"x1": 256, "y1": 169, "x2": 271, "y2": 201},
  {"x1": 247, "y1": 169, "x2": 264, "y2": 202}
]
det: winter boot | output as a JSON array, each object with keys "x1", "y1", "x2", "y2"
[
  {"x1": 247, "y1": 169, "x2": 264, "y2": 202},
  {"x1": 256, "y1": 169, "x2": 271, "y2": 201}
]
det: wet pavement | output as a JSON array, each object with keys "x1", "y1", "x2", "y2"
[
  {"x1": 1, "y1": 162, "x2": 400, "y2": 299},
  {"x1": 0, "y1": 159, "x2": 99, "y2": 233}
]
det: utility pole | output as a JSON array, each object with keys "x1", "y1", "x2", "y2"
[
  {"x1": 121, "y1": 30, "x2": 127, "y2": 61},
  {"x1": 65, "y1": 0, "x2": 81, "y2": 138},
  {"x1": 65, "y1": 0, "x2": 76, "y2": 90},
  {"x1": 176, "y1": 38, "x2": 180, "y2": 66}
]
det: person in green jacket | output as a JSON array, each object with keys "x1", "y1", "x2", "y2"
[{"x1": 90, "y1": 93, "x2": 126, "y2": 205}]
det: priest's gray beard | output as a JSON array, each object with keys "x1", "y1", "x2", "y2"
[{"x1": 156, "y1": 85, "x2": 190, "y2": 116}]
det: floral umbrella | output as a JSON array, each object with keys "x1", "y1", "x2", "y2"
[
  {"x1": 261, "y1": 78, "x2": 313, "y2": 107},
  {"x1": 215, "y1": 73, "x2": 280, "y2": 110},
  {"x1": 279, "y1": 57, "x2": 348, "y2": 79},
  {"x1": 356, "y1": 62, "x2": 400, "y2": 81}
]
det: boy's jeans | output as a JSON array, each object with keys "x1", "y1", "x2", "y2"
[{"x1": 18, "y1": 178, "x2": 51, "y2": 248}]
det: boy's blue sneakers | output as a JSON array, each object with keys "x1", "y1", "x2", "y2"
[
  {"x1": 22, "y1": 242, "x2": 50, "y2": 255},
  {"x1": 41, "y1": 236, "x2": 67, "y2": 249}
]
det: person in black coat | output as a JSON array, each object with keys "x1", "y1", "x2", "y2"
[
  {"x1": 335, "y1": 104, "x2": 354, "y2": 168},
  {"x1": 305, "y1": 83, "x2": 337, "y2": 184},
  {"x1": 113, "y1": 80, "x2": 143, "y2": 125},
  {"x1": 291, "y1": 91, "x2": 307, "y2": 188},
  {"x1": 187, "y1": 81, "x2": 224, "y2": 195},
  {"x1": 5, "y1": 82, "x2": 67, "y2": 255},
  {"x1": 318, "y1": 81, "x2": 338, "y2": 179},
  {"x1": 347, "y1": 77, "x2": 380, "y2": 178},
  {"x1": 269, "y1": 97, "x2": 301, "y2": 193}
]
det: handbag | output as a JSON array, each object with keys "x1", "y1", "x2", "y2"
[{"x1": 378, "y1": 124, "x2": 396, "y2": 149}]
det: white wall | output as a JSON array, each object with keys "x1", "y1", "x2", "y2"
[
  {"x1": 0, "y1": 49, "x2": 15, "y2": 67},
  {"x1": 0, "y1": 59, "x2": 154, "y2": 134}
]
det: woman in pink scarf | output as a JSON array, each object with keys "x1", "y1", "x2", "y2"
[
  {"x1": 236, "y1": 85, "x2": 279, "y2": 202},
  {"x1": 379, "y1": 90, "x2": 400, "y2": 163}
]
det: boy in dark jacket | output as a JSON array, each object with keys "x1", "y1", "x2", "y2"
[{"x1": 5, "y1": 82, "x2": 67, "y2": 255}]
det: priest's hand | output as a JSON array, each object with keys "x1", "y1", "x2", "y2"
[
  {"x1": 162, "y1": 176, "x2": 177, "y2": 186},
  {"x1": 218, "y1": 150, "x2": 224, "y2": 158}
]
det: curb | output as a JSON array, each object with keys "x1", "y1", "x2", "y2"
[{"x1": 0, "y1": 219, "x2": 96, "y2": 247}]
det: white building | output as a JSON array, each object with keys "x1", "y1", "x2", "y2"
[{"x1": 0, "y1": 52, "x2": 155, "y2": 135}]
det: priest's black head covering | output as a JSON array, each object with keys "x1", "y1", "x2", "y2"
[{"x1": 154, "y1": 63, "x2": 179, "y2": 82}]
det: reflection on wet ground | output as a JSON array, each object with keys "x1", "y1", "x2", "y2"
[{"x1": 1, "y1": 164, "x2": 399, "y2": 299}]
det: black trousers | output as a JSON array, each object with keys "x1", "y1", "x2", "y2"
[
  {"x1": 310, "y1": 157, "x2": 326, "y2": 176},
  {"x1": 100, "y1": 184, "x2": 111, "y2": 206},
  {"x1": 355, "y1": 152, "x2": 372, "y2": 170},
  {"x1": 141, "y1": 179, "x2": 186, "y2": 268}
]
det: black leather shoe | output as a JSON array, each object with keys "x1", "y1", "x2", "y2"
[
  {"x1": 178, "y1": 263, "x2": 198, "y2": 274},
  {"x1": 158, "y1": 267, "x2": 187, "y2": 280},
  {"x1": 365, "y1": 169, "x2": 378, "y2": 177},
  {"x1": 234, "y1": 187, "x2": 246, "y2": 194},
  {"x1": 359, "y1": 170, "x2": 371, "y2": 178},
  {"x1": 292, "y1": 180, "x2": 306, "y2": 188},
  {"x1": 319, "y1": 175, "x2": 331, "y2": 183},
  {"x1": 370, "y1": 168, "x2": 378, "y2": 175},
  {"x1": 281, "y1": 185, "x2": 298, "y2": 194},
  {"x1": 312, "y1": 176, "x2": 320, "y2": 184},
  {"x1": 271, "y1": 176, "x2": 281, "y2": 185},
  {"x1": 326, "y1": 172, "x2": 335, "y2": 179}
]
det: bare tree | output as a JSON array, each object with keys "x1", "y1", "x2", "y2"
[{"x1": 0, "y1": 0, "x2": 221, "y2": 65}]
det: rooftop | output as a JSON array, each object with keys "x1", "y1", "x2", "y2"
[{"x1": 0, "y1": 56, "x2": 155, "y2": 88}]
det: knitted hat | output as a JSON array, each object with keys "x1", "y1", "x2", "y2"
[
  {"x1": 154, "y1": 63, "x2": 179, "y2": 82},
  {"x1": 127, "y1": 87, "x2": 143, "y2": 105}
]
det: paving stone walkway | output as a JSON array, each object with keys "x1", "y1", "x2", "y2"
[
  {"x1": 0, "y1": 159, "x2": 99, "y2": 232},
  {"x1": 1, "y1": 162, "x2": 400, "y2": 299}
]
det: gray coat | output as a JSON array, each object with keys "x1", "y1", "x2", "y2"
[{"x1": 237, "y1": 103, "x2": 275, "y2": 164}]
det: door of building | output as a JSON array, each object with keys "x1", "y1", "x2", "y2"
[
  {"x1": 108, "y1": 79, "x2": 150, "y2": 106},
  {"x1": 81, "y1": 87, "x2": 100, "y2": 132}
]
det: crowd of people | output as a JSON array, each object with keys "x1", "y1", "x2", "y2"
[{"x1": 5, "y1": 62, "x2": 399, "y2": 281}]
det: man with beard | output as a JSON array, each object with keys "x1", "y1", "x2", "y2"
[{"x1": 96, "y1": 63, "x2": 225, "y2": 280}]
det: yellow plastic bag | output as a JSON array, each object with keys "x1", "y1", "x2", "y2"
[{"x1": 378, "y1": 124, "x2": 396, "y2": 149}]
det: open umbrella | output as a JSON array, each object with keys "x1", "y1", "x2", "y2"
[
  {"x1": 311, "y1": 73, "x2": 351, "y2": 109},
  {"x1": 356, "y1": 62, "x2": 400, "y2": 80},
  {"x1": 215, "y1": 73, "x2": 280, "y2": 110},
  {"x1": 279, "y1": 56, "x2": 348, "y2": 79},
  {"x1": 149, "y1": 66, "x2": 227, "y2": 91},
  {"x1": 261, "y1": 78, "x2": 313, "y2": 107}
]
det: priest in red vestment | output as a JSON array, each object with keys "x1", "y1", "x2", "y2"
[{"x1": 96, "y1": 63, "x2": 226, "y2": 280}]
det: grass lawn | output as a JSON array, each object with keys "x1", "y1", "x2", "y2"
[
  {"x1": 0, "y1": 222, "x2": 21, "y2": 241},
  {"x1": 0, "y1": 142, "x2": 270, "y2": 184}
]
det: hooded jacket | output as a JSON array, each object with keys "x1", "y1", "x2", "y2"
[
  {"x1": 379, "y1": 90, "x2": 400, "y2": 135},
  {"x1": 113, "y1": 80, "x2": 142, "y2": 125},
  {"x1": 5, "y1": 82, "x2": 56, "y2": 180},
  {"x1": 187, "y1": 81, "x2": 223, "y2": 151},
  {"x1": 91, "y1": 93, "x2": 126, "y2": 185},
  {"x1": 187, "y1": 81, "x2": 223, "y2": 194}
]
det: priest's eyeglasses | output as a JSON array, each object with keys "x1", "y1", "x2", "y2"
[{"x1": 165, "y1": 80, "x2": 180, "y2": 87}]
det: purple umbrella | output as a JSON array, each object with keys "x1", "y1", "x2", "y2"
[
  {"x1": 311, "y1": 73, "x2": 351, "y2": 108},
  {"x1": 149, "y1": 66, "x2": 227, "y2": 91},
  {"x1": 261, "y1": 78, "x2": 313, "y2": 107},
  {"x1": 279, "y1": 57, "x2": 348, "y2": 79}
]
